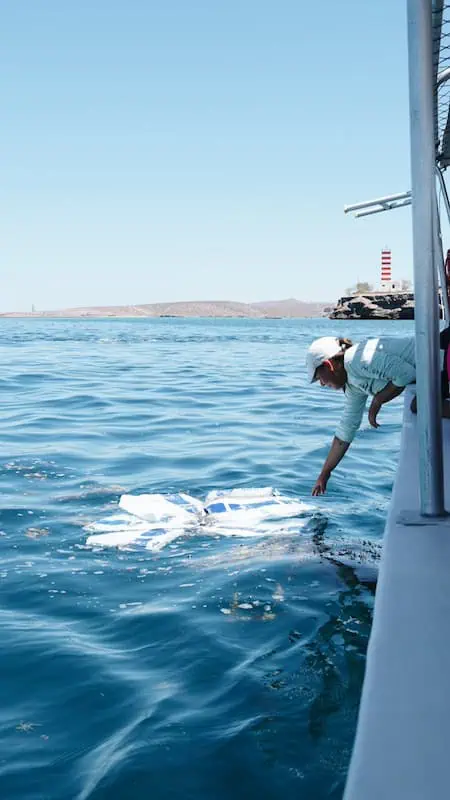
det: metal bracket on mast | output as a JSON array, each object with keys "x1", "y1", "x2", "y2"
[
  {"x1": 343, "y1": 177, "x2": 450, "y2": 323},
  {"x1": 344, "y1": 191, "x2": 412, "y2": 218}
]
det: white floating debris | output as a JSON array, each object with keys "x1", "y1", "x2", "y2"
[
  {"x1": 205, "y1": 487, "x2": 275, "y2": 503},
  {"x1": 84, "y1": 488, "x2": 313, "y2": 551},
  {"x1": 204, "y1": 488, "x2": 310, "y2": 525},
  {"x1": 119, "y1": 493, "x2": 204, "y2": 524}
]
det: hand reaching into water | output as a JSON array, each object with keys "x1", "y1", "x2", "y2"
[
  {"x1": 312, "y1": 439, "x2": 350, "y2": 497},
  {"x1": 312, "y1": 473, "x2": 329, "y2": 496}
]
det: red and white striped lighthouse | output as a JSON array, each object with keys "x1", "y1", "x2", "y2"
[{"x1": 381, "y1": 248, "x2": 392, "y2": 288}]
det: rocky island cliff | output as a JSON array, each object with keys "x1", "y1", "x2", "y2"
[{"x1": 329, "y1": 292, "x2": 415, "y2": 320}]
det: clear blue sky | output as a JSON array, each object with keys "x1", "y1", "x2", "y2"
[{"x1": 2, "y1": 0, "x2": 416, "y2": 311}]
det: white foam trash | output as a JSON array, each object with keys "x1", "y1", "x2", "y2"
[
  {"x1": 85, "y1": 488, "x2": 313, "y2": 550},
  {"x1": 119, "y1": 493, "x2": 204, "y2": 524},
  {"x1": 204, "y1": 488, "x2": 310, "y2": 525}
]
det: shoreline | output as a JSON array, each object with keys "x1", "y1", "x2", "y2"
[{"x1": 0, "y1": 299, "x2": 332, "y2": 320}]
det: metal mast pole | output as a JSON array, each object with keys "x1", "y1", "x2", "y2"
[{"x1": 407, "y1": 0, "x2": 445, "y2": 515}]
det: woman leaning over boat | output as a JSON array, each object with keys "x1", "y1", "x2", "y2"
[{"x1": 307, "y1": 335, "x2": 419, "y2": 496}]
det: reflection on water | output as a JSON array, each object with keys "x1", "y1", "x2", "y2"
[{"x1": 0, "y1": 317, "x2": 407, "y2": 799}]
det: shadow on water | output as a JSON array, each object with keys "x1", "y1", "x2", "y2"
[
  {"x1": 246, "y1": 517, "x2": 377, "y2": 798},
  {"x1": 306, "y1": 516, "x2": 376, "y2": 742}
]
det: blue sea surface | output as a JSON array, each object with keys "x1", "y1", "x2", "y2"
[{"x1": 0, "y1": 317, "x2": 413, "y2": 799}]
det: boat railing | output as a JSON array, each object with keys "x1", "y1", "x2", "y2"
[
  {"x1": 343, "y1": 8, "x2": 450, "y2": 797},
  {"x1": 343, "y1": 0, "x2": 450, "y2": 515}
]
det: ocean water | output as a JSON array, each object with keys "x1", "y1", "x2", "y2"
[{"x1": 0, "y1": 317, "x2": 413, "y2": 800}]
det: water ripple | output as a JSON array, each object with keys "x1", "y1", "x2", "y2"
[{"x1": 0, "y1": 317, "x2": 408, "y2": 799}]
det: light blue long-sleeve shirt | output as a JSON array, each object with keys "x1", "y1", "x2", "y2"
[{"x1": 335, "y1": 336, "x2": 416, "y2": 443}]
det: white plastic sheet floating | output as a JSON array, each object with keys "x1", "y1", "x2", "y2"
[
  {"x1": 119, "y1": 493, "x2": 204, "y2": 524},
  {"x1": 85, "y1": 488, "x2": 313, "y2": 551},
  {"x1": 204, "y1": 488, "x2": 308, "y2": 525}
]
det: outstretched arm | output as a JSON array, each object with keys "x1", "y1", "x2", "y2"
[
  {"x1": 312, "y1": 386, "x2": 366, "y2": 496},
  {"x1": 312, "y1": 436, "x2": 350, "y2": 496}
]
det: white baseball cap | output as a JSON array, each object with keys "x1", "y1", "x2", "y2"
[{"x1": 306, "y1": 337, "x2": 343, "y2": 382}]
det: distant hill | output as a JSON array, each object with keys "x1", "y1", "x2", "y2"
[
  {"x1": 253, "y1": 298, "x2": 332, "y2": 318},
  {"x1": 0, "y1": 299, "x2": 331, "y2": 319}
]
